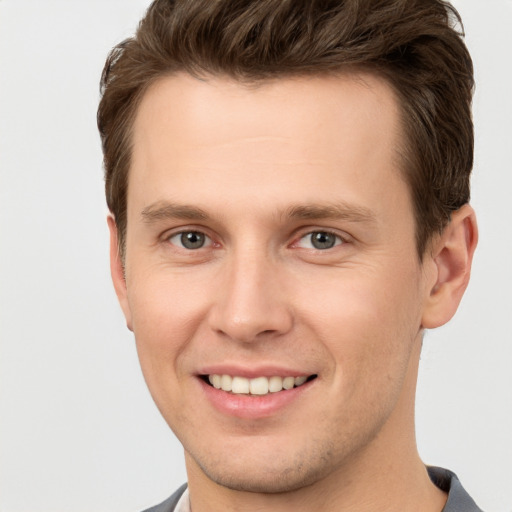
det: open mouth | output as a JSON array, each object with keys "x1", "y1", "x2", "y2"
[{"x1": 201, "y1": 374, "x2": 317, "y2": 396}]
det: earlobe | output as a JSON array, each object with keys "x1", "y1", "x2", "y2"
[
  {"x1": 107, "y1": 216, "x2": 133, "y2": 331},
  {"x1": 421, "y1": 204, "x2": 478, "y2": 329}
]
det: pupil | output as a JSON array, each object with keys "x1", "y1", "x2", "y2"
[
  {"x1": 312, "y1": 232, "x2": 336, "y2": 249},
  {"x1": 181, "y1": 231, "x2": 205, "y2": 249}
]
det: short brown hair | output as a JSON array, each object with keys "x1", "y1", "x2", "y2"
[{"x1": 98, "y1": 0, "x2": 474, "y2": 258}]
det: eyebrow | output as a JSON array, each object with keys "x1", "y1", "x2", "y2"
[
  {"x1": 140, "y1": 200, "x2": 376, "y2": 224},
  {"x1": 141, "y1": 202, "x2": 209, "y2": 223},
  {"x1": 284, "y1": 203, "x2": 376, "y2": 223}
]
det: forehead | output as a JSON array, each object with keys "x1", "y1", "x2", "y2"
[
  {"x1": 132, "y1": 71, "x2": 402, "y2": 155},
  {"x1": 129, "y1": 72, "x2": 409, "y2": 223}
]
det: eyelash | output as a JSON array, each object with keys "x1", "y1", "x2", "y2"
[
  {"x1": 166, "y1": 230, "x2": 214, "y2": 250},
  {"x1": 294, "y1": 230, "x2": 345, "y2": 250},
  {"x1": 164, "y1": 228, "x2": 347, "y2": 252}
]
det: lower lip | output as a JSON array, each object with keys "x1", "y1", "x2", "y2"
[{"x1": 199, "y1": 378, "x2": 314, "y2": 419}]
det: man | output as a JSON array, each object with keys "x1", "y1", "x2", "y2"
[{"x1": 97, "y1": 0, "x2": 481, "y2": 510}]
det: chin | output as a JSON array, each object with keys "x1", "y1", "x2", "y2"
[
  {"x1": 199, "y1": 462, "x2": 327, "y2": 494},
  {"x1": 186, "y1": 438, "x2": 341, "y2": 494}
]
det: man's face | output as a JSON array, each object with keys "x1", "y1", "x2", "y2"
[{"x1": 113, "y1": 73, "x2": 436, "y2": 492}]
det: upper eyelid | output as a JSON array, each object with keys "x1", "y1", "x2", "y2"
[{"x1": 161, "y1": 225, "x2": 213, "y2": 239}]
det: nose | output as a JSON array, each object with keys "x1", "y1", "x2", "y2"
[{"x1": 208, "y1": 248, "x2": 294, "y2": 344}]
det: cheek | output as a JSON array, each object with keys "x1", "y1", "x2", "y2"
[
  {"x1": 129, "y1": 261, "x2": 211, "y2": 330},
  {"x1": 126, "y1": 270, "x2": 211, "y2": 383},
  {"x1": 295, "y1": 266, "x2": 423, "y2": 379},
  {"x1": 298, "y1": 263, "x2": 422, "y2": 332}
]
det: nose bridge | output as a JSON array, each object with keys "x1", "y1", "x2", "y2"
[{"x1": 209, "y1": 243, "x2": 292, "y2": 342}]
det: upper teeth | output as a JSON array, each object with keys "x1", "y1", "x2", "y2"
[{"x1": 208, "y1": 375, "x2": 309, "y2": 395}]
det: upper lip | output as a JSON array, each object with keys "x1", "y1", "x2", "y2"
[{"x1": 198, "y1": 364, "x2": 314, "y2": 379}]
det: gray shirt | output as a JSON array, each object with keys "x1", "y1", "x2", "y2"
[{"x1": 142, "y1": 466, "x2": 483, "y2": 512}]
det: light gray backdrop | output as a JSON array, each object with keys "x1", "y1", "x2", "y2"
[{"x1": 0, "y1": 1, "x2": 511, "y2": 511}]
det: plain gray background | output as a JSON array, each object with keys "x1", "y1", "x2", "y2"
[{"x1": 0, "y1": 1, "x2": 511, "y2": 511}]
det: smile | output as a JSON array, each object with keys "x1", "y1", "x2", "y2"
[{"x1": 206, "y1": 374, "x2": 316, "y2": 395}]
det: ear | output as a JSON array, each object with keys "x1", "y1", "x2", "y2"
[
  {"x1": 107, "y1": 215, "x2": 133, "y2": 331},
  {"x1": 421, "y1": 204, "x2": 478, "y2": 329}
]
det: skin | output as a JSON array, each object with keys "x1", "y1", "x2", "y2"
[{"x1": 109, "y1": 73, "x2": 477, "y2": 511}]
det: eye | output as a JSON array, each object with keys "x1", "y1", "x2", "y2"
[
  {"x1": 296, "y1": 231, "x2": 343, "y2": 250},
  {"x1": 168, "y1": 231, "x2": 212, "y2": 250}
]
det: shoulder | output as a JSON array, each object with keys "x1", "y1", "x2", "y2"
[
  {"x1": 427, "y1": 467, "x2": 484, "y2": 512},
  {"x1": 140, "y1": 471, "x2": 484, "y2": 512},
  {"x1": 141, "y1": 484, "x2": 188, "y2": 512}
]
